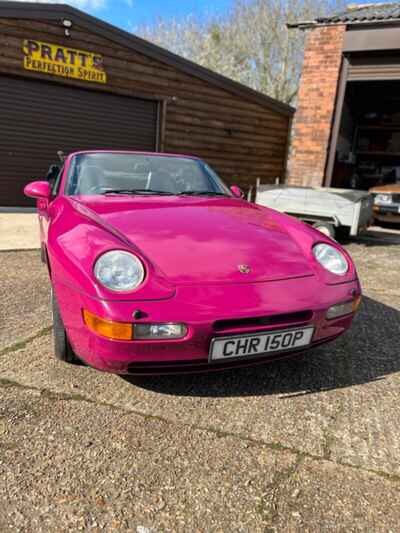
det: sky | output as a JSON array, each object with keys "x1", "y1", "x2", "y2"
[
  {"x1": 13, "y1": 0, "x2": 391, "y2": 33},
  {"x1": 14, "y1": 0, "x2": 235, "y2": 31}
]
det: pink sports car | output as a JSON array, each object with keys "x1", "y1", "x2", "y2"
[{"x1": 25, "y1": 151, "x2": 361, "y2": 375}]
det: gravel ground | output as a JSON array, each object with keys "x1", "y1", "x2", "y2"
[{"x1": 0, "y1": 228, "x2": 400, "y2": 531}]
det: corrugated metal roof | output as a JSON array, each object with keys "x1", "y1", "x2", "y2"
[{"x1": 317, "y1": 2, "x2": 400, "y2": 24}]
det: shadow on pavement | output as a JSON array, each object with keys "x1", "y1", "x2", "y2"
[
  {"x1": 352, "y1": 228, "x2": 400, "y2": 247},
  {"x1": 122, "y1": 296, "x2": 400, "y2": 398}
]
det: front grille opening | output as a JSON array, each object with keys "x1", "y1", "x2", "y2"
[{"x1": 213, "y1": 310, "x2": 313, "y2": 332}]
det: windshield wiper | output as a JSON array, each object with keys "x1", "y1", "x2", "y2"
[
  {"x1": 102, "y1": 189, "x2": 229, "y2": 197},
  {"x1": 178, "y1": 191, "x2": 228, "y2": 197},
  {"x1": 102, "y1": 189, "x2": 175, "y2": 196}
]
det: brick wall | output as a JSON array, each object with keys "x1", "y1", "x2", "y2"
[{"x1": 287, "y1": 24, "x2": 346, "y2": 187}]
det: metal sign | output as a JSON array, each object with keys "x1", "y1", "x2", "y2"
[{"x1": 22, "y1": 39, "x2": 107, "y2": 84}]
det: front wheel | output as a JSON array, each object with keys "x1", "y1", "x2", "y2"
[{"x1": 51, "y1": 290, "x2": 81, "y2": 365}]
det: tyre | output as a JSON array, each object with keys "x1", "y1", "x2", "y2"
[
  {"x1": 51, "y1": 289, "x2": 81, "y2": 365},
  {"x1": 336, "y1": 226, "x2": 351, "y2": 242},
  {"x1": 312, "y1": 222, "x2": 336, "y2": 240}
]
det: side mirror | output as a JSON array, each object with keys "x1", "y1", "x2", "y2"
[
  {"x1": 230, "y1": 185, "x2": 244, "y2": 199},
  {"x1": 24, "y1": 181, "x2": 51, "y2": 200}
]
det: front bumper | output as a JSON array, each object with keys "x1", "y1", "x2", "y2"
[
  {"x1": 373, "y1": 204, "x2": 400, "y2": 222},
  {"x1": 54, "y1": 277, "x2": 361, "y2": 374}
]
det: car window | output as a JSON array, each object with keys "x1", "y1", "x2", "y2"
[
  {"x1": 52, "y1": 165, "x2": 64, "y2": 196},
  {"x1": 65, "y1": 153, "x2": 231, "y2": 197}
]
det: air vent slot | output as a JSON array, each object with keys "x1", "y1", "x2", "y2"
[{"x1": 213, "y1": 311, "x2": 313, "y2": 332}]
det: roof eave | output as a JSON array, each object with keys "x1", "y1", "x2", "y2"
[{"x1": 289, "y1": 17, "x2": 400, "y2": 29}]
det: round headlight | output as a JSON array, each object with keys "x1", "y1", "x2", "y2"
[
  {"x1": 94, "y1": 251, "x2": 145, "y2": 292},
  {"x1": 313, "y1": 243, "x2": 348, "y2": 276}
]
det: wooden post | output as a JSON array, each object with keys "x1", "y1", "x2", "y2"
[
  {"x1": 325, "y1": 57, "x2": 349, "y2": 187},
  {"x1": 158, "y1": 99, "x2": 168, "y2": 152}
]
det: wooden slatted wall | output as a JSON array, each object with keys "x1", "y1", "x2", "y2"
[{"x1": 0, "y1": 17, "x2": 292, "y2": 192}]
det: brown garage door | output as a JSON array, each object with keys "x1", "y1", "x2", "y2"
[{"x1": 0, "y1": 76, "x2": 159, "y2": 206}]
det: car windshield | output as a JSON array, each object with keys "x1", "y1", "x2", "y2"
[{"x1": 65, "y1": 153, "x2": 231, "y2": 197}]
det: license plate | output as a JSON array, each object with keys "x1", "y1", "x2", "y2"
[{"x1": 209, "y1": 327, "x2": 314, "y2": 362}]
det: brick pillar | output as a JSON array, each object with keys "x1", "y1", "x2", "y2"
[{"x1": 287, "y1": 24, "x2": 346, "y2": 187}]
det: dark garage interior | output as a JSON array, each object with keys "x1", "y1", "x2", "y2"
[
  {"x1": 289, "y1": 4, "x2": 400, "y2": 197},
  {"x1": 332, "y1": 72, "x2": 400, "y2": 191}
]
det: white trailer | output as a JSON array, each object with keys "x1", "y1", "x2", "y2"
[{"x1": 254, "y1": 182, "x2": 374, "y2": 239}]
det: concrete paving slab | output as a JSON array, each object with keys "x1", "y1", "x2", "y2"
[
  {"x1": 2, "y1": 292, "x2": 399, "y2": 477},
  {"x1": 1, "y1": 384, "x2": 399, "y2": 532},
  {"x1": 0, "y1": 213, "x2": 40, "y2": 251},
  {"x1": 0, "y1": 230, "x2": 400, "y2": 530}
]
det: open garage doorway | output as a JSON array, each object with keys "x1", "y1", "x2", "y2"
[{"x1": 331, "y1": 80, "x2": 400, "y2": 191}]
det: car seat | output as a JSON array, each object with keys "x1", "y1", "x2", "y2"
[{"x1": 148, "y1": 170, "x2": 178, "y2": 193}]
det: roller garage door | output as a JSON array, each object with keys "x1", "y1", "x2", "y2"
[
  {"x1": 0, "y1": 76, "x2": 158, "y2": 206},
  {"x1": 348, "y1": 54, "x2": 400, "y2": 81}
]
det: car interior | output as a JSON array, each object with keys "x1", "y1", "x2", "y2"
[{"x1": 68, "y1": 155, "x2": 214, "y2": 196}]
